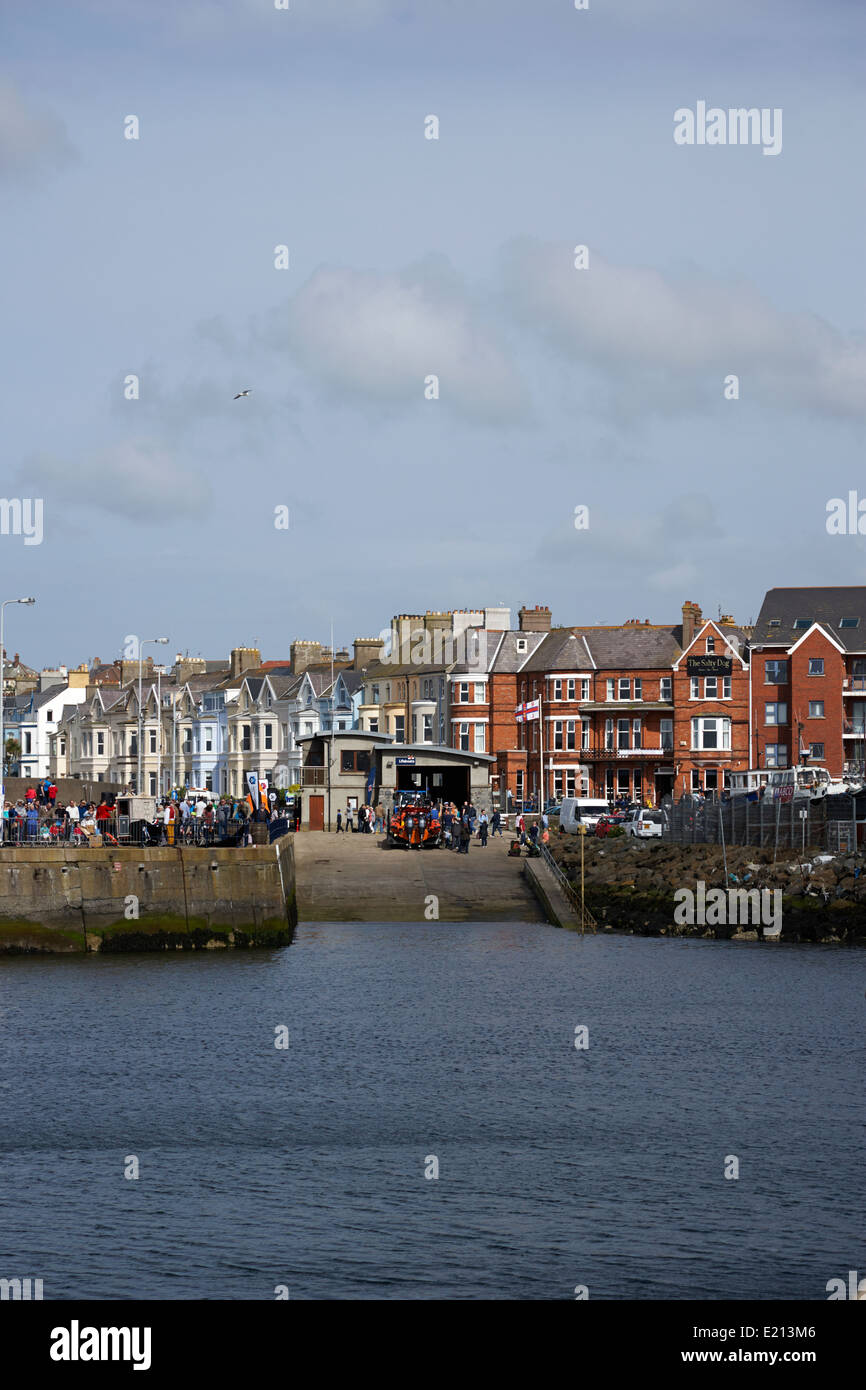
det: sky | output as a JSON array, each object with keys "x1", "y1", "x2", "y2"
[{"x1": 2, "y1": 0, "x2": 865, "y2": 668}]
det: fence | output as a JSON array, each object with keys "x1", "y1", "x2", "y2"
[
  {"x1": 660, "y1": 793, "x2": 841, "y2": 851},
  {"x1": 539, "y1": 841, "x2": 597, "y2": 931}
]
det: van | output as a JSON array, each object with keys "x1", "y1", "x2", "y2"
[{"x1": 559, "y1": 797, "x2": 610, "y2": 834}]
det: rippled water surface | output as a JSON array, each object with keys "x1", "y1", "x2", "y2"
[{"x1": 0, "y1": 925, "x2": 861, "y2": 1299}]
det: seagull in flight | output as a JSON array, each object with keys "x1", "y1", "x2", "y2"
[{"x1": 233, "y1": 389, "x2": 252, "y2": 399}]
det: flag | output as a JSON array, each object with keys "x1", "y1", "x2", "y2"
[
  {"x1": 245, "y1": 770, "x2": 259, "y2": 816},
  {"x1": 259, "y1": 778, "x2": 269, "y2": 809},
  {"x1": 523, "y1": 698, "x2": 540, "y2": 721}
]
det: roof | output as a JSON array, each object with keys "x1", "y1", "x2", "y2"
[
  {"x1": 576, "y1": 624, "x2": 682, "y2": 669},
  {"x1": 752, "y1": 587, "x2": 866, "y2": 651},
  {"x1": 523, "y1": 629, "x2": 595, "y2": 672},
  {"x1": 490, "y1": 630, "x2": 549, "y2": 674}
]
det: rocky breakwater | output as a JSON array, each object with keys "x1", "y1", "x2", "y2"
[{"x1": 549, "y1": 835, "x2": 866, "y2": 944}]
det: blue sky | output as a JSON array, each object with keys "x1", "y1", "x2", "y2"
[{"x1": 3, "y1": 0, "x2": 864, "y2": 667}]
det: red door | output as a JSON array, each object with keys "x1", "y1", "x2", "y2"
[{"x1": 309, "y1": 796, "x2": 324, "y2": 831}]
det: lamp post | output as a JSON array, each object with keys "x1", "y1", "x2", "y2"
[
  {"x1": 137, "y1": 637, "x2": 169, "y2": 794},
  {"x1": 0, "y1": 597, "x2": 36, "y2": 841}
]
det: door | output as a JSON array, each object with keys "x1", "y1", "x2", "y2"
[{"x1": 309, "y1": 795, "x2": 324, "y2": 831}]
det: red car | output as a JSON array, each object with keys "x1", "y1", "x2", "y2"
[{"x1": 595, "y1": 811, "x2": 629, "y2": 838}]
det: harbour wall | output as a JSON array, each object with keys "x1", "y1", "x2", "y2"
[{"x1": 0, "y1": 839, "x2": 296, "y2": 953}]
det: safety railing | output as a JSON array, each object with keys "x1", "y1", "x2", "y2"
[{"x1": 538, "y1": 841, "x2": 597, "y2": 932}]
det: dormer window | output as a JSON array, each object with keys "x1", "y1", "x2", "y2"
[
  {"x1": 706, "y1": 637, "x2": 715, "y2": 653},
  {"x1": 516, "y1": 638, "x2": 527, "y2": 653},
  {"x1": 793, "y1": 618, "x2": 811, "y2": 630},
  {"x1": 840, "y1": 617, "x2": 859, "y2": 629},
  {"x1": 767, "y1": 619, "x2": 781, "y2": 628}
]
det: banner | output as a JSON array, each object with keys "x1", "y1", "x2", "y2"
[{"x1": 245, "y1": 770, "x2": 259, "y2": 815}]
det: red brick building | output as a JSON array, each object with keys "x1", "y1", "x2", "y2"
[
  {"x1": 749, "y1": 587, "x2": 866, "y2": 779},
  {"x1": 478, "y1": 601, "x2": 750, "y2": 807}
]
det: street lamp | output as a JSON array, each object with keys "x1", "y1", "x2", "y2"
[
  {"x1": 0, "y1": 597, "x2": 36, "y2": 839},
  {"x1": 137, "y1": 638, "x2": 169, "y2": 794}
]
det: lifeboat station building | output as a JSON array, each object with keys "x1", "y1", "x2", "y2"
[{"x1": 298, "y1": 730, "x2": 493, "y2": 831}]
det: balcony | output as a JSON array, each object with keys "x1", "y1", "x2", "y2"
[
  {"x1": 843, "y1": 719, "x2": 866, "y2": 737},
  {"x1": 843, "y1": 677, "x2": 866, "y2": 694},
  {"x1": 579, "y1": 744, "x2": 674, "y2": 762},
  {"x1": 302, "y1": 767, "x2": 326, "y2": 785}
]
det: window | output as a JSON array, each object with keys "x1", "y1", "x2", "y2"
[
  {"x1": 808, "y1": 701, "x2": 824, "y2": 718},
  {"x1": 660, "y1": 677, "x2": 672, "y2": 701},
  {"x1": 393, "y1": 715, "x2": 405, "y2": 743},
  {"x1": 705, "y1": 769, "x2": 718, "y2": 791},
  {"x1": 567, "y1": 679, "x2": 576, "y2": 700},
  {"x1": 691, "y1": 770, "x2": 702, "y2": 791},
  {"x1": 617, "y1": 770, "x2": 630, "y2": 795},
  {"x1": 691, "y1": 717, "x2": 731, "y2": 750},
  {"x1": 341, "y1": 750, "x2": 370, "y2": 773},
  {"x1": 149, "y1": 773, "x2": 156, "y2": 795},
  {"x1": 554, "y1": 772, "x2": 563, "y2": 800},
  {"x1": 632, "y1": 718, "x2": 642, "y2": 749},
  {"x1": 459, "y1": 722, "x2": 470, "y2": 751},
  {"x1": 474, "y1": 682, "x2": 485, "y2": 703},
  {"x1": 606, "y1": 679, "x2": 616, "y2": 701},
  {"x1": 604, "y1": 718, "x2": 614, "y2": 750},
  {"x1": 765, "y1": 744, "x2": 787, "y2": 768},
  {"x1": 840, "y1": 617, "x2": 859, "y2": 629},
  {"x1": 553, "y1": 679, "x2": 562, "y2": 701},
  {"x1": 706, "y1": 636, "x2": 715, "y2": 653},
  {"x1": 422, "y1": 714, "x2": 433, "y2": 742},
  {"x1": 369, "y1": 719, "x2": 379, "y2": 734},
  {"x1": 97, "y1": 732, "x2": 105, "y2": 755},
  {"x1": 810, "y1": 742, "x2": 825, "y2": 759},
  {"x1": 690, "y1": 677, "x2": 700, "y2": 699},
  {"x1": 765, "y1": 703, "x2": 787, "y2": 725},
  {"x1": 634, "y1": 771, "x2": 642, "y2": 801},
  {"x1": 793, "y1": 618, "x2": 811, "y2": 629},
  {"x1": 722, "y1": 677, "x2": 731, "y2": 699},
  {"x1": 618, "y1": 678, "x2": 630, "y2": 700},
  {"x1": 767, "y1": 619, "x2": 781, "y2": 628},
  {"x1": 242, "y1": 724, "x2": 251, "y2": 751},
  {"x1": 474, "y1": 724, "x2": 485, "y2": 752},
  {"x1": 265, "y1": 724, "x2": 273, "y2": 749},
  {"x1": 205, "y1": 729, "x2": 213, "y2": 752},
  {"x1": 633, "y1": 678, "x2": 642, "y2": 700},
  {"x1": 459, "y1": 682, "x2": 470, "y2": 702},
  {"x1": 515, "y1": 771, "x2": 524, "y2": 800},
  {"x1": 371, "y1": 684, "x2": 380, "y2": 704},
  {"x1": 808, "y1": 658, "x2": 824, "y2": 676},
  {"x1": 47, "y1": 709, "x2": 53, "y2": 722},
  {"x1": 705, "y1": 676, "x2": 718, "y2": 698},
  {"x1": 581, "y1": 718, "x2": 590, "y2": 750},
  {"x1": 617, "y1": 718, "x2": 630, "y2": 750},
  {"x1": 661, "y1": 718, "x2": 673, "y2": 750},
  {"x1": 554, "y1": 721, "x2": 563, "y2": 751},
  {"x1": 580, "y1": 678, "x2": 590, "y2": 700},
  {"x1": 566, "y1": 720, "x2": 576, "y2": 751},
  {"x1": 765, "y1": 660, "x2": 787, "y2": 683}
]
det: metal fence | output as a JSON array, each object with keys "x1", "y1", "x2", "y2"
[{"x1": 660, "y1": 794, "x2": 829, "y2": 851}]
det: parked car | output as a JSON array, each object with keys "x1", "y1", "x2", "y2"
[
  {"x1": 595, "y1": 811, "x2": 629, "y2": 837},
  {"x1": 625, "y1": 809, "x2": 664, "y2": 838}
]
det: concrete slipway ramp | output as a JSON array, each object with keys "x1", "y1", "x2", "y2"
[{"x1": 293, "y1": 833, "x2": 546, "y2": 923}]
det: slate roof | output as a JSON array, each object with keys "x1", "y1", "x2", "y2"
[
  {"x1": 490, "y1": 630, "x2": 548, "y2": 673},
  {"x1": 752, "y1": 587, "x2": 866, "y2": 650}
]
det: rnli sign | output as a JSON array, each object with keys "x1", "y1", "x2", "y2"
[
  {"x1": 687, "y1": 655, "x2": 732, "y2": 676},
  {"x1": 396, "y1": 756, "x2": 415, "y2": 765}
]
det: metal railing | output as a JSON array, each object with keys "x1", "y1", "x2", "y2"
[{"x1": 538, "y1": 841, "x2": 597, "y2": 932}]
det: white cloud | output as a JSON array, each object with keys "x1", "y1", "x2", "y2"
[
  {"x1": 503, "y1": 240, "x2": 866, "y2": 420},
  {"x1": 0, "y1": 81, "x2": 76, "y2": 181},
  {"x1": 267, "y1": 259, "x2": 530, "y2": 425},
  {"x1": 22, "y1": 441, "x2": 209, "y2": 521}
]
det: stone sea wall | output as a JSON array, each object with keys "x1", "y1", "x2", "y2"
[{"x1": 0, "y1": 839, "x2": 296, "y2": 953}]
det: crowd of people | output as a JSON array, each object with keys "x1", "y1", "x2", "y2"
[{"x1": 0, "y1": 783, "x2": 294, "y2": 847}]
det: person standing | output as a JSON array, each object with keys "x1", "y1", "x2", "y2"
[
  {"x1": 491, "y1": 809, "x2": 502, "y2": 837},
  {"x1": 336, "y1": 809, "x2": 343, "y2": 833},
  {"x1": 478, "y1": 811, "x2": 488, "y2": 846},
  {"x1": 459, "y1": 813, "x2": 471, "y2": 854},
  {"x1": 346, "y1": 806, "x2": 353, "y2": 833}
]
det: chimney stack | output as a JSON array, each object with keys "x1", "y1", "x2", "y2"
[
  {"x1": 681, "y1": 601, "x2": 702, "y2": 650},
  {"x1": 518, "y1": 605, "x2": 552, "y2": 633}
]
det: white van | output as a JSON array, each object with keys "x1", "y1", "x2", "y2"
[{"x1": 559, "y1": 797, "x2": 610, "y2": 834}]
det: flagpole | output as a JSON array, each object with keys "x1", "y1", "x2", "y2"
[{"x1": 539, "y1": 689, "x2": 545, "y2": 811}]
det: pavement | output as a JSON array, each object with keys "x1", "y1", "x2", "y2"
[{"x1": 292, "y1": 828, "x2": 546, "y2": 922}]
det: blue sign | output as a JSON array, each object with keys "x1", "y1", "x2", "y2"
[{"x1": 396, "y1": 756, "x2": 415, "y2": 765}]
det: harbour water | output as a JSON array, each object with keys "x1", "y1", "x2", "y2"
[{"x1": 0, "y1": 925, "x2": 861, "y2": 1300}]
